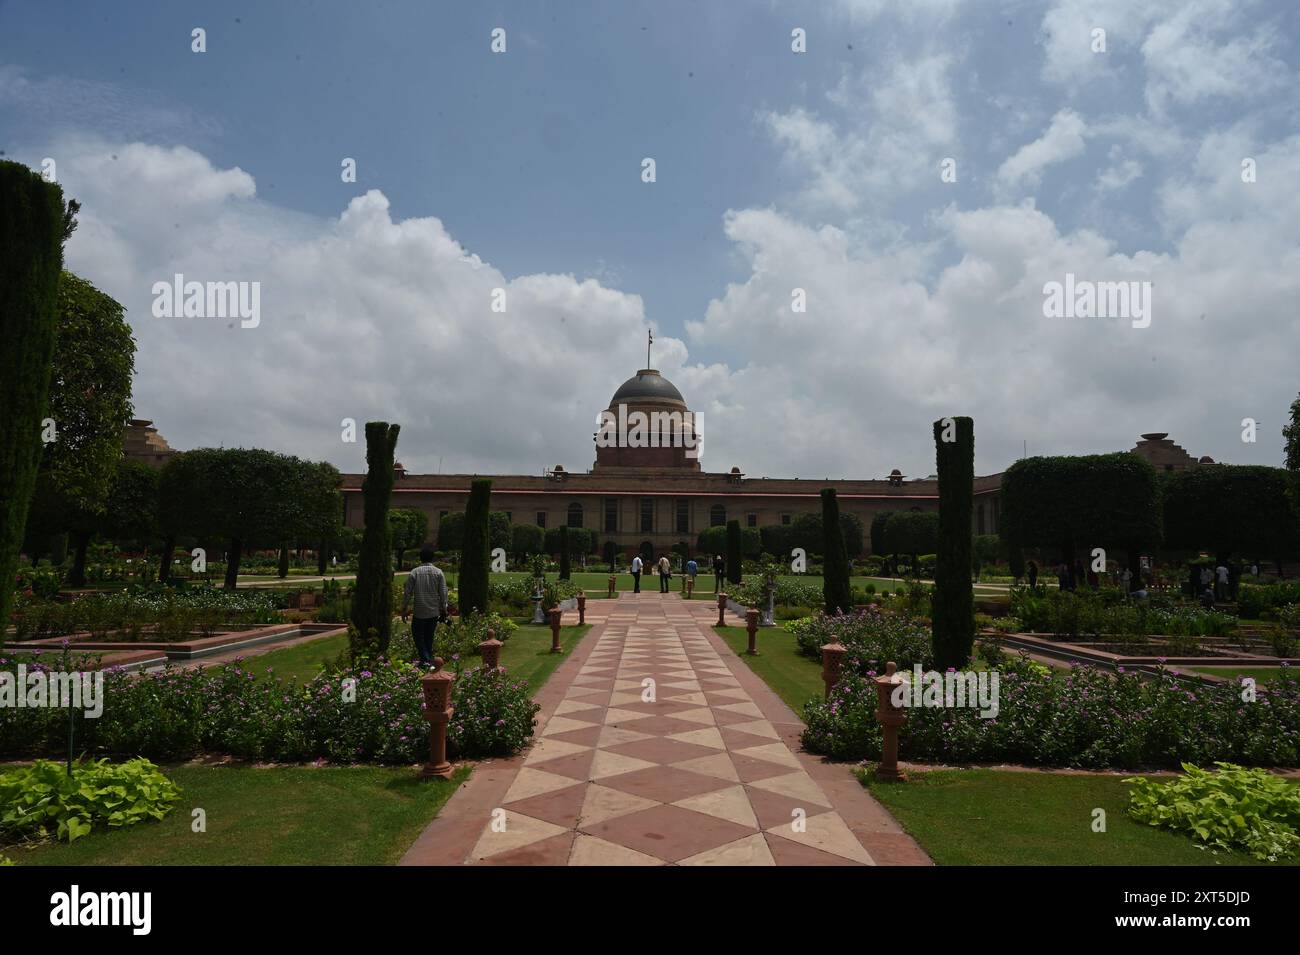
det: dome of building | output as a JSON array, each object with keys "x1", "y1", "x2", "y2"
[{"x1": 609, "y1": 369, "x2": 685, "y2": 407}]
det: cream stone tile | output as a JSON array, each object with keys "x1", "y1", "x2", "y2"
[
  {"x1": 730, "y1": 742, "x2": 802, "y2": 768},
  {"x1": 602, "y1": 706, "x2": 651, "y2": 725},
  {"x1": 470, "y1": 812, "x2": 569, "y2": 861},
  {"x1": 669, "y1": 752, "x2": 740, "y2": 782},
  {"x1": 569, "y1": 834, "x2": 665, "y2": 866},
  {"x1": 707, "y1": 687, "x2": 751, "y2": 701},
  {"x1": 661, "y1": 691, "x2": 709, "y2": 706},
  {"x1": 588, "y1": 749, "x2": 657, "y2": 779},
  {"x1": 673, "y1": 785, "x2": 759, "y2": 828},
  {"x1": 503, "y1": 767, "x2": 584, "y2": 803},
  {"x1": 577, "y1": 784, "x2": 660, "y2": 827},
  {"x1": 667, "y1": 706, "x2": 717, "y2": 726},
  {"x1": 666, "y1": 726, "x2": 727, "y2": 750},
  {"x1": 767, "y1": 811, "x2": 874, "y2": 865},
  {"x1": 716, "y1": 700, "x2": 765, "y2": 718},
  {"x1": 747, "y1": 770, "x2": 830, "y2": 805},
  {"x1": 726, "y1": 719, "x2": 781, "y2": 740},
  {"x1": 678, "y1": 833, "x2": 775, "y2": 867},
  {"x1": 523, "y1": 737, "x2": 591, "y2": 764},
  {"x1": 541, "y1": 715, "x2": 602, "y2": 737},
  {"x1": 553, "y1": 698, "x2": 599, "y2": 716},
  {"x1": 596, "y1": 725, "x2": 654, "y2": 748}
]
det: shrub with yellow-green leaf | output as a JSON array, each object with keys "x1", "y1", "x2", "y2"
[{"x1": 0, "y1": 758, "x2": 181, "y2": 845}]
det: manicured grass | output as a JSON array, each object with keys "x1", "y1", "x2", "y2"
[
  {"x1": 861, "y1": 767, "x2": 1291, "y2": 866},
  {"x1": 241, "y1": 623, "x2": 592, "y2": 693},
  {"x1": 1182, "y1": 666, "x2": 1290, "y2": 685},
  {"x1": 9, "y1": 763, "x2": 468, "y2": 866},
  {"x1": 715, "y1": 625, "x2": 824, "y2": 714}
]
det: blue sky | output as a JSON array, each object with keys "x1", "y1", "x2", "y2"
[{"x1": 2, "y1": 1, "x2": 1298, "y2": 478}]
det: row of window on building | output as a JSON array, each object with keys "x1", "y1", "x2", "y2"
[{"x1": 435, "y1": 500, "x2": 783, "y2": 535}]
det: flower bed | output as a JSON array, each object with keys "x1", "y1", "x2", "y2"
[
  {"x1": 0, "y1": 655, "x2": 539, "y2": 764},
  {"x1": 8, "y1": 587, "x2": 282, "y2": 642},
  {"x1": 802, "y1": 655, "x2": 1299, "y2": 769}
]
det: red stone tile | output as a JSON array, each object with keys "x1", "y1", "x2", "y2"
[
  {"x1": 527, "y1": 747, "x2": 597, "y2": 781},
  {"x1": 503, "y1": 782, "x2": 589, "y2": 829},
  {"x1": 544, "y1": 725, "x2": 604, "y2": 747},
  {"x1": 599, "y1": 766, "x2": 733, "y2": 803},
  {"x1": 582, "y1": 804, "x2": 756, "y2": 862},
  {"x1": 763, "y1": 832, "x2": 865, "y2": 866},
  {"x1": 610, "y1": 714, "x2": 710, "y2": 736},
  {"x1": 475, "y1": 831, "x2": 576, "y2": 866},
  {"x1": 744, "y1": 784, "x2": 831, "y2": 830},
  {"x1": 604, "y1": 736, "x2": 724, "y2": 766},
  {"x1": 719, "y1": 726, "x2": 779, "y2": 750},
  {"x1": 730, "y1": 753, "x2": 798, "y2": 783}
]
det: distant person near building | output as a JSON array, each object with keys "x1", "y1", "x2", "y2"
[
  {"x1": 658, "y1": 555, "x2": 671, "y2": 593},
  {"x1": 686, "y1": 557, "x2": 698, "y2": 587},
  {"x1": 713, "y1": 554, "x2": 725, "y2": 592},
  {"x1": 631, "y1": 554, "x2": 643, "y2": 593},
  {"x1": 401, "y1": 546, "x2": 449, "y2": 669}
]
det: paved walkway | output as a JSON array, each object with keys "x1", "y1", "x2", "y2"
[{"x1": 402, "y1": 591, "x2": 929, "y2": 866}]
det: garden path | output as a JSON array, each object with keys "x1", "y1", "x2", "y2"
[{"x1": 401, "y1": 591, "x2": 930, "y2": 866}]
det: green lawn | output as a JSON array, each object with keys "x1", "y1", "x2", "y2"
[
  {"x1": 714, "y1": 625, "x2": 825, "y2": 714},
  {"x1": 1182, "y1": 666, "x2": 1290, "y2": 685},
  {"x1": 8, "y1": 763, "x2": 468, "y2": 866},
  {"x1": 862, "y1": 767, "x2": 1290, "y2": 866},
  {"x1": 242, "y1": 622, "x2": 591, "y2": 694}
]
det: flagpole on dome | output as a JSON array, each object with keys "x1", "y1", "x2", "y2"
[{"x1": 647, "y1": 328, "x2": 653, "y2": 369}]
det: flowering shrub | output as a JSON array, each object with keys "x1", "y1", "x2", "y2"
[
  {"x1": 786, "y1": 607, "x2": 932, "y2": 672},
  {"x1": 801, "y1": 657, "x2": 1299, "y2": 770},
  {"x1": 448, "y1": 665, "x2": 540, "y2": 758},
  {"x1": 9, "y1": 587, "x2": 280, "y2": 642},
  {"x1": 732, "y1": 578, "x2": 822, "y2": 610},
  {"x1": 1010, "y1": 588, "x2": 1235, "y2": 640},
  {"x1": 0, "y1": 656, "x2": 537, "y2": 765}
]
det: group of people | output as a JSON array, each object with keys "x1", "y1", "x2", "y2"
[
  {"x1": 1022, "y1": 555, "x2": 1262, "y2": 609},
  {"x1": 628, "y1": 553, "x2": 726, "y2": 594}
]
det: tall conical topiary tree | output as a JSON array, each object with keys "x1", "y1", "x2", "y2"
[
  {"x1": 0, "y1": 162, "x2": 69, "y2": 646},
  {"x1": 459, "y1": 479, "x2": 493, "y2": 613},
  {"x1": 350, "y1": 422, "x2": 400, "y2": 660},
  {"x1": 933, "y1": 416, "x2": 975, "y2": 670},
  {"x1": 821, "y1": 488, "x2": 852, "y2": 615},
  {"x1": 725, "y1": 519, "x2": 743, "y2": 585},
  {"x1": 559, "y1": 525, "x2": 571, "y2": 581}
]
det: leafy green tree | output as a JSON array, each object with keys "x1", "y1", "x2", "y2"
[
  {"x1": 559, "y1": 526, "x2": 571, "y2": 580},
  {"x1": 388, "y1": 507, "x2": 429, "y2": 570},
  {"x1": 1162, "y1": 465, "x2": 1299, "y2": 567},
  {"x1": 100, "y1": 462, "x2": 160, "y2": 551},
  {"x1": 869, "y1": 511, "x2": 895, "y2": 557},
  {"x1": 156, "y1": 452, "x2": 209, "y2": 582},
  {"x1": 1285, "y1": 392, "x2": 1300, "y2": 509},
  {"x1": 0, "y1": 162, "x2": 70, "y2": 635},
  {"x1": 699, "y1": 524, "x2": 760, "y2": 558},
  {"x1": 821, "y1": 489, "x2": 853, "y2": 614},
  {"x1": 351, "y1": 423, "x2": 400, "y2": 658},
  {"x1": 972, "y1": 535, "x2": 1001, "y2": 579},
  {"x1": 882, "y1": 511, "x2": 940, "y2": 570},
  {"x1": 511, "y1": 522, "x2": 544, "y2": 556},
  {"x1": 932, "y1": 417, "x2": 975, "y2": 670},
  {"x1": 459, "y1": 480, "x2": 493, "y2": 613},
  {"x1": 725, "y1": 520, "x2": 743, "y2": 585},
  {"x1": 1000, "y1": 453, "x2": 1161, "y2": 588}
]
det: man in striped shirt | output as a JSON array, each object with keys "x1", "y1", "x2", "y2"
[{"x1": 401, "y1": 546, "x2": 449, "y2": 669}]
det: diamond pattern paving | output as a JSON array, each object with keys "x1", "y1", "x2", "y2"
[{"x1": 405, "y1": 591, "x2": 930, "y2": 866}]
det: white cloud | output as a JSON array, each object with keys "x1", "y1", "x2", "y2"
[{"x1": 997, "y1": 109, "x2": 1089, "y2": 190}]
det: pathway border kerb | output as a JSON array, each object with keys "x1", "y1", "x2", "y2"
[{"x1": 400, "y1": 601, "x2": 613, "y2": 865}]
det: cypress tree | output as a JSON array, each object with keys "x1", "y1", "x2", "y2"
[
  {"x1": 933, "y1": 416, "x2": 975, "y2": 670},
  {"x1": 350, "y1": 422, "x2": 399, "y2": 660},
  {"x1": 821, "y1": 488, "x2": 852, "y2": 615},
  {"x1": 459, "y1": 479, "x2": 493, "y2": 613},
  {"x1": 277, "y1": 544, "x2": 290, "y2": 578},
  {"x1": 0, "y1": 162, "x2": 68, "y2": 644},
  {"x1": 725, "y1": 519, "x2": 743, "y2": 585},
  {"x1": 559, "y1": 525, "x2": 571, "y2": 580}
]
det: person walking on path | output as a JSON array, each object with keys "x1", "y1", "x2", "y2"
[
  {"x1": 686, "y1": 557, "x2": 698, "y2": 590},
  {"x1": 658, "y1": 554, "x2": 672, "y2": 593},
  {"x1": 713, "y1": 554, "x2": 725, "y2": 592},
  {"x1": 631, "y1": 553, "x2": 643, "y2": 593},
  {"x1": 1215, "y1": 562, "x2": 1230, "y2": 601},
  {"x1": 401, "y1": 546, "x2": 449, "y2": 669},
  {"x1": 1027, "y1": 560, "x2": 1039, "y2": 590}
]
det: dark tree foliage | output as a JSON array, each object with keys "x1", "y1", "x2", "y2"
[
  {"x1": 388, "y1": 507, "x2": 429, "y2": 570},
  {"x1": 932, "y1": 416, "x2": 975, "y2": 670},
  {"x1": 459, "y1": 479, "x2": 493, "y2": 614},
  {"x1": 882, "y1": 511, "x2": 940, "y2": 565},
  {"x1": 698, "y1": 524, "x2": 761, "y2": 558},
  {"x1": 511, "y1": 523, "x2": 545, "y2": 556},
  {"x1": 559, "y1": 526, "x2": 571, "y2": 580},
  {"x1": 100, "y1": 461, "x2": 160, "y2": 550},
  {"x1": 351, "y1": 422, "x2": 400, "y2": 658},
  {"x1": 821, "y1": 489, "x2": 852, "y2": 615},
  {"x1": 1285, "y1": 392, "x2": 1300, "y2": 508},
  {"x1": 725, "y1": 520, "x2": 743, "y2": 585},
  {"x1": 156, "y1": 452, "x2": 209, "y2": 582},
  {"x1": 760, "y1": 512, "x2": 864, "y2": 559},
  {"x1": 869, "y1": 511, "x2": 896, "y2": 556},
  {"x1": 1000, "y1": 453, "x2": 1161, "y2": 586},
  {"x1": 544, "y1": 526, "x2": 597, "y2": 555},
  {"x1": 0, "y1": 162, "x2": 67, "y2": 639},
  {"x1": 1162, "y1": 465, "x2": 1300, "y2": 561}
]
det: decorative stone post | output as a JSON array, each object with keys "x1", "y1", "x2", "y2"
[
  {"x1": 821, "y1": 641, "x2": 847, "y2": 698},
  {"x1": 420, "y1": 658, "x2": 455, "y2": 779},
  {"x1": 873, "y1": 661, "x2": 907, "y2": 782},
  {"x1": 745, "y1": 608, "x2": 759, "y2": 655},
  {"x1": 686, "y1": 577, "x2": 694, "y2": 600},
  {"x1": 478, "y1": 628, "x2": 502, "y2": 669},
  {"x1": 607, "y1": 575, "x2": 616, "y2": 598},
  {"x1": 577, "y1": 592, "x2": 587, "y2": 625},
  {"x1": 549, "y1": 607, "x2": 563, "y2": 653},
  {"x1": 717, "y1": 593, "x2": 728, "y2": 626}
]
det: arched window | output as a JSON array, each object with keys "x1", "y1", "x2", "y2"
[
  {"x1": 567, "y1": 503, "x2": 583, "y2": 528},
  {"x1": 709, "y1": 504, "x2": 726, "y2": 527}
]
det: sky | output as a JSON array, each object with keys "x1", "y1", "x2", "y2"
[{"x1": 2, "y1": 0, "x2": 1297, "y2": 480}]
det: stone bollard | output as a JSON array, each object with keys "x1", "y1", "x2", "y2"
[
  {"x1": 607, "y1": 575, "x2": 616, "y2": 598},
  {"x1": 821, "y1": 641, "x2": 847, "y2": 698},
  {"x1": 874, "y1": 662, "x2": 907, "y2": 782},
  {"x1": 745, "y1": 608, "x2": 759, "y2": 655},
  {"x1": 577, "y1": 592, "x2": 587, "y2": 625},
  {"x1": 549, "y1": 607, "x2": 563, "y2": 653},
  {"x1": 717, "y1": 593, "x2": 728, "y2": 627},
  {"x1": 478, "y1": 628, "x2": 502, "y2": 669},
  {"x1": 420, "y1": 658, "x2": 455, "y2": 779},
  {"x1": 686, "y1": 578, "x2": 694, "y2": 600}
]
